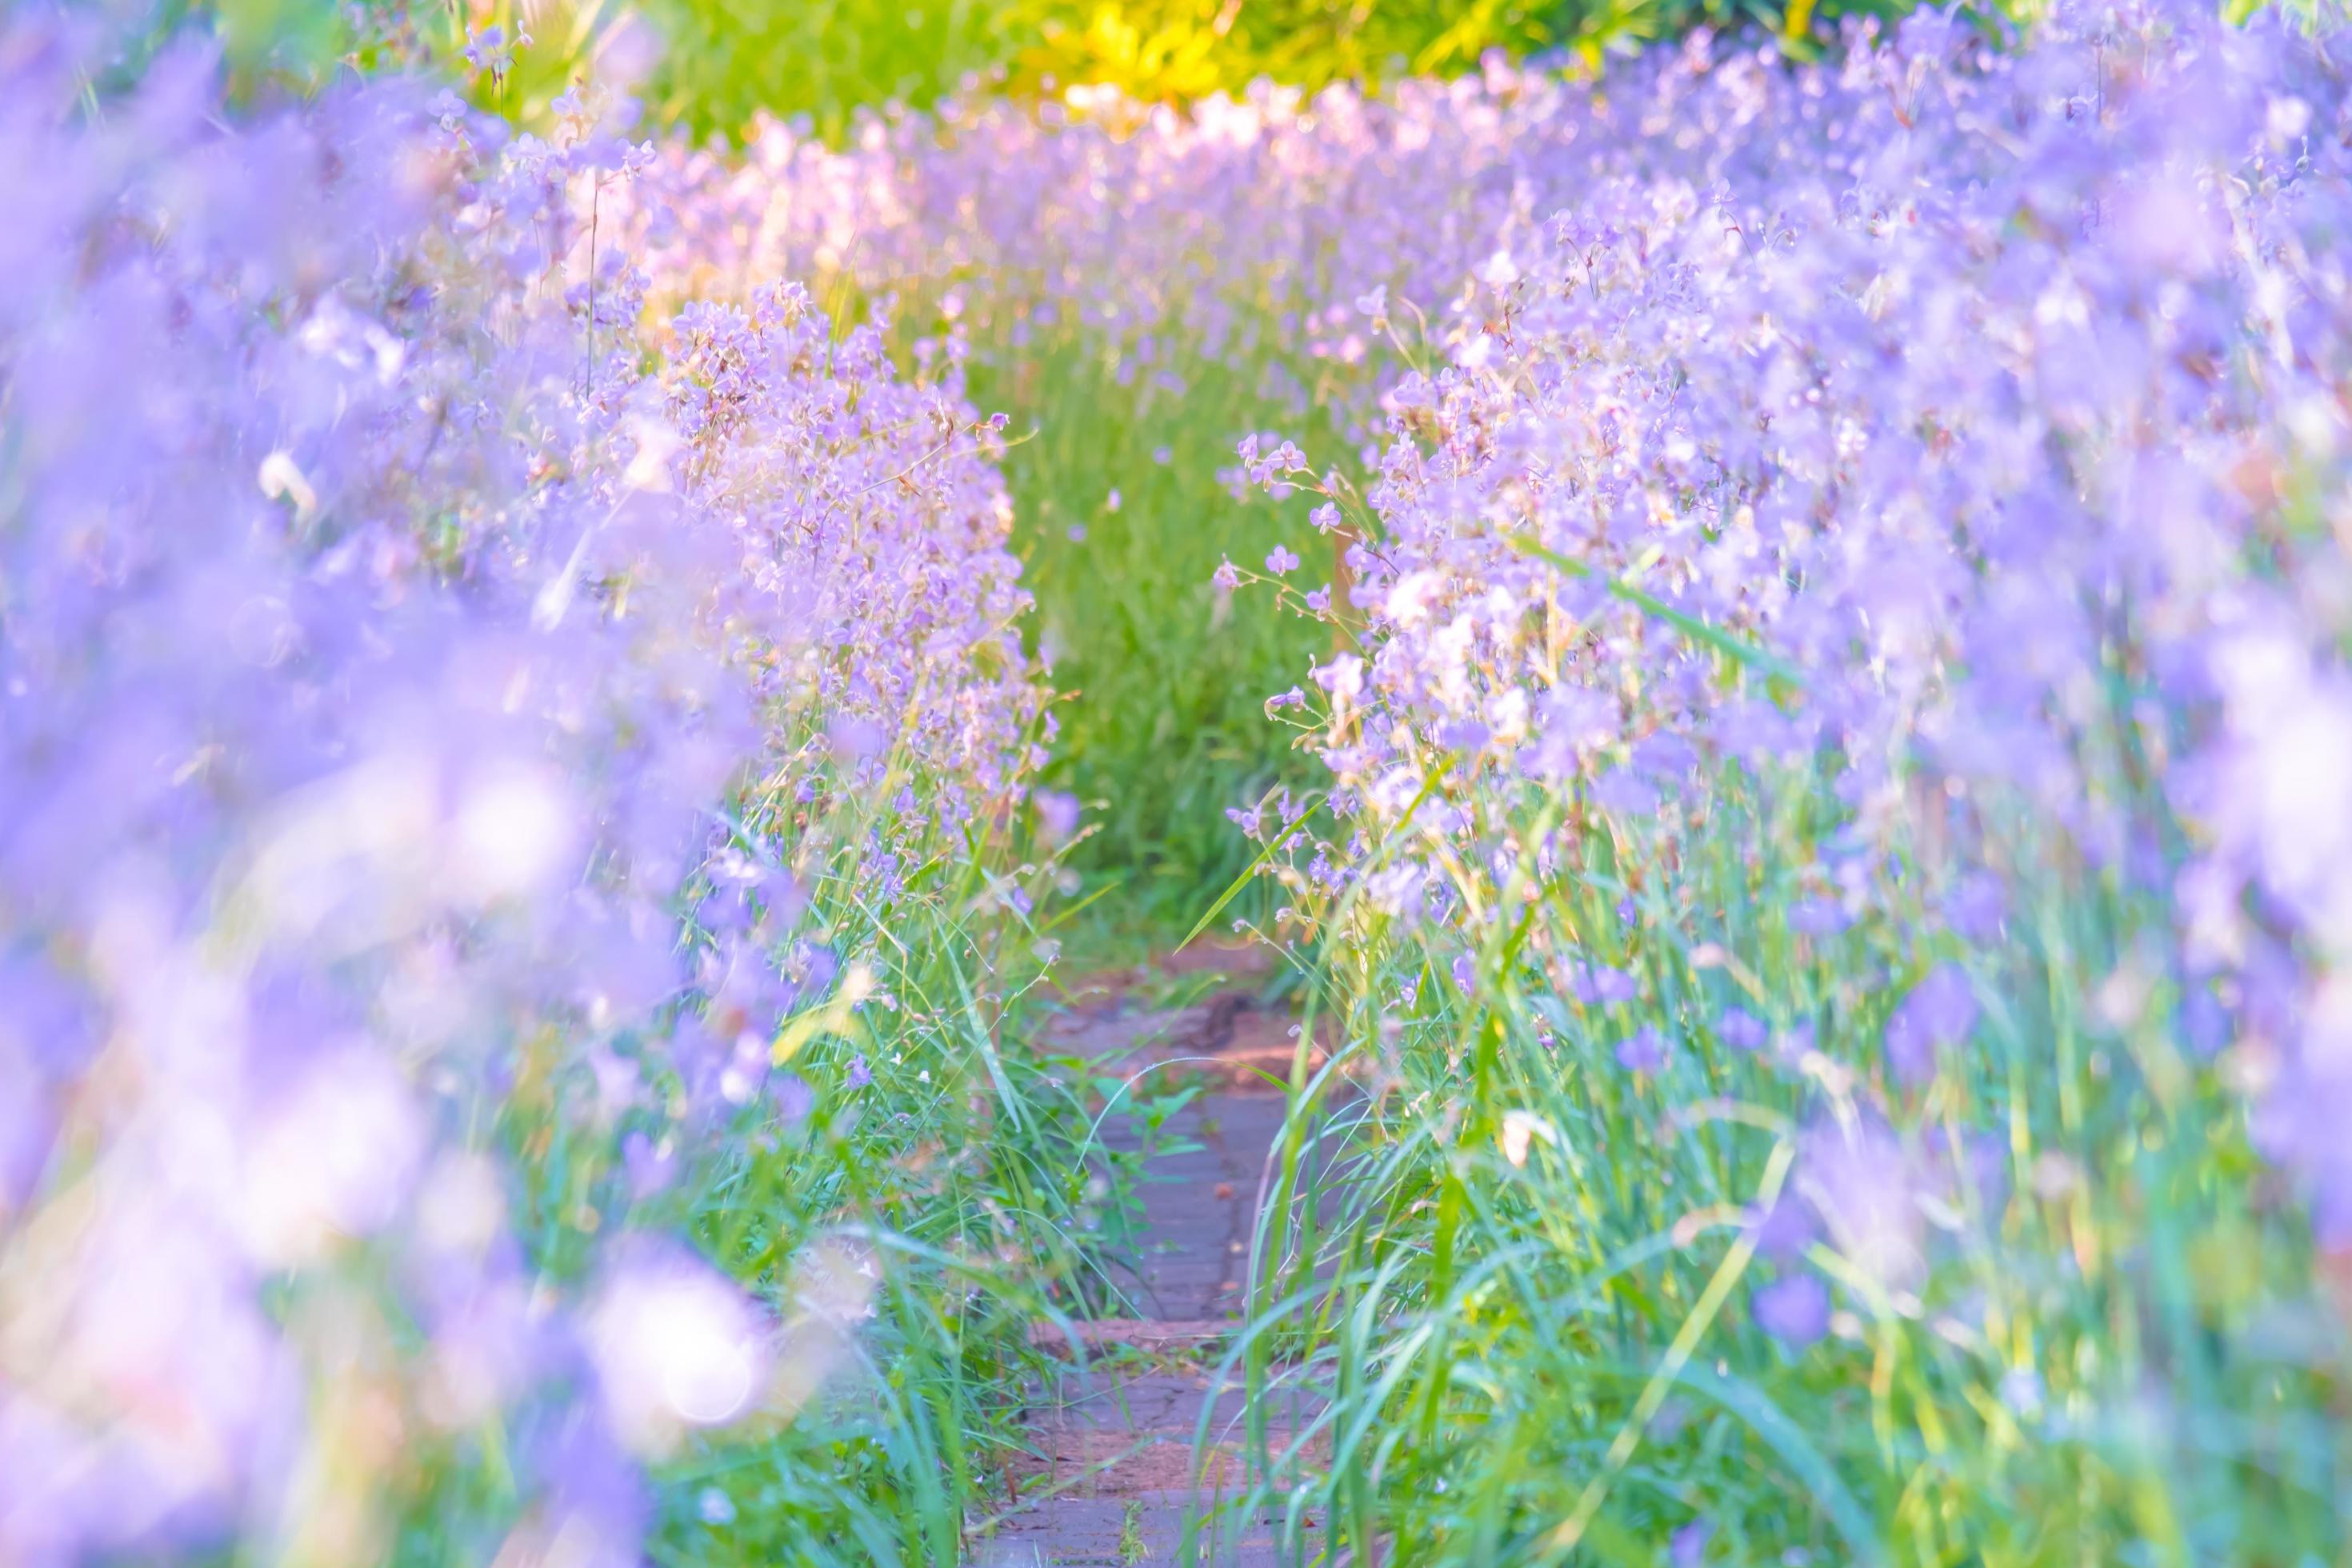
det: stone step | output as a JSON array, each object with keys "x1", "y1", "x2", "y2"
[
  {"x1": 971, "y1": 1493, "x2": 1310, "y2": 1567},
  {"x1": 978, "y1": 1369, "x2": 1327, "y2": 1566},
  {"x1": 1006, "y1": 961, "x2": 1338, "y2": 1566},
  {"x1": 1028, "y1": 1318, "x2": 1236, "y2": 1355}
]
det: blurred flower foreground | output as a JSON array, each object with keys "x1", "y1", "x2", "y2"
[{"x1": 0, "y1": 10, "x2": 1051, "y2": 1562}]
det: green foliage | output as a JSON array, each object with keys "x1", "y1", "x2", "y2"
[
  {"x1": 998, "y1": 0, "x2": 1567, "y2": 107},
  {"x1": 971, "y1": 338, "x2": 1336, "y2": 932},
  {"x1": 612, "y1": 0, "x2": 1018, "y2": 144},
  {"x1": 74, "y1": 0, "x2": 433, "y2": 101},
  {"x1": 409, "y1": 0, "x2": 1923, "y2": 144},
  {"x1": 455, "y1": 743, "x2": 1138, "y2": 1563},
  {"x1": 415, "y1": 0, "x2": 1543, "y2": 143},
  {"x1": 1210, "y1": 749, "x2": 2352, "y2": 1563}
]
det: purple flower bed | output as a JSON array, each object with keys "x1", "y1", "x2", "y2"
[
  {"x1": 12, "y1": 0, "x2": 2352, "y2": 1556},
  {"x1": 0, "y1": 19, "x2": 1052, "y2": 1562}
]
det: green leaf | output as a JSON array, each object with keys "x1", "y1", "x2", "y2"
[{"x1": 1511, "y1": 534, "x2": 1808, "y2": 690}]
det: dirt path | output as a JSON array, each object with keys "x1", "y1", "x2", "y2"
[{"x1": 974, "y1": 948, "x2": 1329, "y2": 1566}]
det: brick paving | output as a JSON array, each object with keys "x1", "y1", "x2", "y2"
[{"x1": 971, "y1": 952, "x2": 1329, "y2": 1566}]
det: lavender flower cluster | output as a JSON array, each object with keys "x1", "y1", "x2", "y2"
[
  {"x1": 651, "y1": 0, "x2": 2352, "y2": 1253},
  {"x1": 0, "y1": 18, "x2": 1040, "y2": 1563},
  {"x1": 617, "y1": 60, "x2": 1596, "y2": 430},
  {"x1": 1255, "y1": 0, "x2": 2352, "y2": 1263}
]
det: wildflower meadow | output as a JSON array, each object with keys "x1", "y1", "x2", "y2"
[{"x1": 6, "y1": 0, "x2": 2352, "y2": 1563}]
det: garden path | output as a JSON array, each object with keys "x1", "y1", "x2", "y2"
[{"x1": 974, "y1": 946, "x2": 1331, "y2": 1567}]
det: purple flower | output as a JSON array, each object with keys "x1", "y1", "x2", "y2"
[
  {"x1": 623, "y1": 1133, "x2": 678, "y2": 1198},
  {"x1": 1796, "y1": 1118, "x2": 1927, "y2": 1290},
  {"x1": 1753, "y1": 1274, "x2": 1831, "y2": 1348},
  {"x1": 1718, "y1": 1007, "x2": 1767, "y2": 1052},
  {"x1": 1786, "y1": 899, "x2": 1849, "y2": 939},
  {"x1": 846, "y1": 1054, "x2": 873, "y2": 1090},
  {"x1": 1885, "y1": 963, "x2": 1978, "y2": 1086},
  {"x1": 2181, "y1": 988, "x2": 2230, "y2": 1058},
  {"x1": 1437, "y1": 718, "x2": 1491, "y2": 753},
  {"x1": 1522, "y1": 686, "x2": 1617, "y2": 778},
  {"x1": 828, "y1": 714, "x2": 890, "y2": 762},
  {"x1": 770, "y1": 1073, "x2": 815, "y2": 1127},
  {"x1": 1566, "y1": 962, "x2": 1637, "y2": 1007},
  {"x1": 1945, "y1": 874, "x2": 2006, "y2": 942},
  {"x1": 1747, "y1": 1193, "x2": 1817, "y2": 1260},
  {"x1": 462, "y1": 23, "x2": 507, "y2": 68},
  {"x1": 1266, "y1": 544, "x2": 1301, "y2": 575},
  {"x1": 1590, "y1": 768, "x2": 1660, "y2": 816},
  {"x1": 1212, "y1": 558, "x2": 1241, "y2": 590},
  {"x1": 1614, "y1": 1026, "x2": 1666, "y2": 1074},
  {"x1": 1034, "y1": 789, "x2": 1082, "y2": 843}
]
